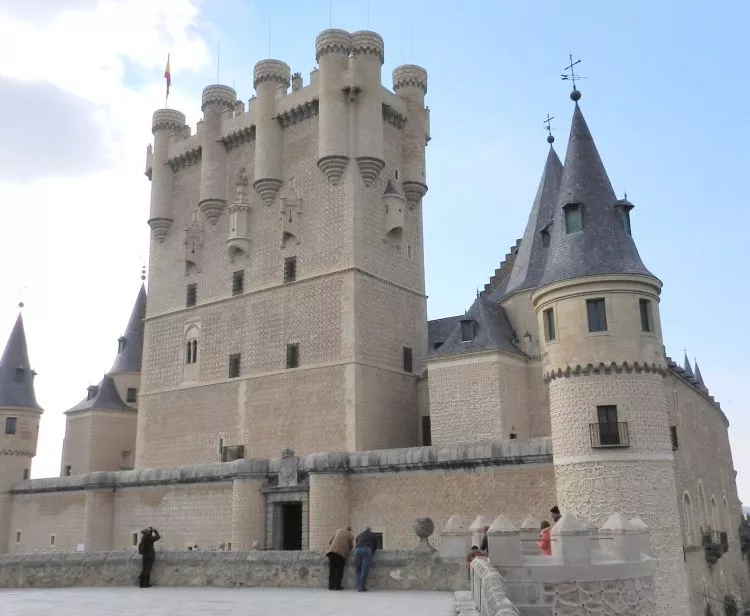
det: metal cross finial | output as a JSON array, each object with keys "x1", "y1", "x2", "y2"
[
  {"x1": 543, "y1": 114, "x2": 555, "y2": 143},
  {"x1": 561, "y1": 54, "x2": 586, "y2": 89}
]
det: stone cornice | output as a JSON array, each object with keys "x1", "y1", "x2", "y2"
[
  {"x1": 544, "y1": 360, "x2": 667, "y2": 382},
  {"x1": 167, "y1": 146, "x2": 202, "y2": 172},
  {"x1": 0, "y1": 448, "x2": 35, "y2": 457},
  {"x1": 275, "y1": 99, "x2": 319, "y2": 128},
  {"x1": 221, "y1": 125, "x2": 256, "y2": 151},
  {"x1": 383, "y1": 104, "x2": 407, "y2": 129}
]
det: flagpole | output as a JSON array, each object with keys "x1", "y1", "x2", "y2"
[
  {"x1": 217, "y1": 42, "x2": 221, "y2": 83},
  {"x1": 164, "y1": 52, "x2": 171, "y2": 109}
]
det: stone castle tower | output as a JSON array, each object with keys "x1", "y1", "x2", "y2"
[
  {"x1": 137, "y1": 30, "x2": 430, "y2": 466},
  {"x1": 0, "y1": 313, "x2": 42, "y2": 553}
]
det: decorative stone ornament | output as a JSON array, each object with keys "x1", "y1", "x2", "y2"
[
  {"x1": 414, "y1": 516, "x2": 436, "y2": 552},
  {"x1": 184, "y1": 208, "x2": 204, "y2": 273},
  {"x1": 227, "y1": 168, "x2": 251, "y2": 262}
]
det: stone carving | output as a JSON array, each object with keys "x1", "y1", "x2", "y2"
[
  {"x1": 184, "y1": 208, "x2": 204, "y2": 273},
  {"x1": 279, "y1": 177, "x2": 302, "y2": 247},
  {"x1": 278, "y1": 449, "x2": 298, "y2": 488},
  {"x1": 414, "y1": 517, "x2": 435, "y2": 553},
  {"x1": 227, "y1": 168, "x2": 251, "y2": 262}
]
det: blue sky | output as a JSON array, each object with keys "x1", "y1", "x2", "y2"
[{"x1": 1, "y1": 0, "x2": 748, "y2": 501}]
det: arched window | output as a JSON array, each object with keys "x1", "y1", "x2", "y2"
[
  {"x1": 184, "y1": 324, "x2": 200, "y2": 367},
  {"x1": 683, "y1": 492, "x2": 695, "y2": 545},
  {"x1": 697, "y1": 481, "x2": 709, "y2": 532}
]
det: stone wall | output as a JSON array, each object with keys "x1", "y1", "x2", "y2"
[{"x1": 0, "y1": 549, "x2": 466, "y2": 591}]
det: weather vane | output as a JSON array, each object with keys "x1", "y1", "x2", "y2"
[
  {"x1": 561, "y1": 54, "x2": 586, "y2": 101},
  {"x1": 543, "y1": 114, "x2": 555, "y2": 144}
]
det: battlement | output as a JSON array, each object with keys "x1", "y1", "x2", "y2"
[
  {"x1": 314, "y1": 28, "x2": 351, "y2": 60},
  {"x1": 151, "y1": 109, "x2": 186, "y2": 134},
  {"x1": 350, "y1": 30, "x2": 384, "y2": 64},
  {"x1": 253, "y1": 59, "x2": 291, "y2": 89},
  {"x1": 201, "y1": 84, "x2": 237, "y2": 111},
  {"x1": 393, "y1": 64, "x2": 428, "y2": 93}
]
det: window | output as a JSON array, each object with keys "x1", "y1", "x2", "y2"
[
  {"x1": 620, "y1": 208, "x2": 632, "y2": 235},
  {"x1": 432, "y1": 342, "x2": 443, "y2": 351},
  {"x1": 403, "y1": 347, "x2": 413, "y2": 373},
  {"x1": 120, "y1": 451, "x2": 133, "y2": 470},
  {"x1": 50, "y1": 535, "x2": 56, "y2": 547},
  {"x1": 14, "y1": 368, "x2": 24, "y2": 383},
  {"x1": 15, "y1": 531, "x2": 21, "y2": 543},
  {"x1": 395, "y1": 169, "x2": 399, "y2": 180},
  {"x1": 670, "y1": 426, "x2": 679, "y2": 451},
  {"x1": 541, "y1": 227, "x2": 550, "y2": 248},
  {"x1": 132, "y1": 532, "x2": 139, "y2": 547},
  {"x1": 543, "y1": 308, "x2": 556, "y2": 341},
  {"x1": 372, "y1": 532, "x2": 384, "y2": 550},
  {"x1": 228, "y1": 353, "x2": 241, "y2": 378},
  {"x1": 86, "y1": 385, "x2": 98, "y2": 400},
  {"x1": 639, "y1": 298, "x2": 652, "y2": 332},
  {"x1": 509, "y1": 433, "x2": 518, "y2": 440},
  {"x1": 460, "y1": 319, "x2": 476, "y2": 342},
  {"x1": 5, "y1": 417, "x2": 17, "y2": 435},
  {"x1": 286, "y1": 343, "x2": 299, "y2": 369},
  {"x1": 23, "y1": 469, "x2": 29, "y2": 480},
  {"x1": 284, "y1": 257, "x2": 297, "y2": 283},
  {"x1": 563, "y1": 203, "x2": 583, "y2": 233},
  {"x1": 64, "y1": 465, "x2": 72, "y2": 476},
  {"x1": 232, "y1": 270, "x2": 245, "y2": 295},
  {"x1": 126, "y1": 388, "x2": 137, "y2": 403},
  {"x1": 118, "y1": 337, "x2": 126, "y2": 353},
  {"x1": 586, "y1": 298, "x2": 607, "y2": 332},
  {"x1": 186, "y1": 283, "x2": 197, "y2": 307},
  {"x1": 595, "y1": 405, "x2": 623, "y2": 446},
  {"x1": 186, "y1": 339, "x2": 198, "y2": 364},
  {"x1": 421, "y1": 416, "x2": 431, "y2": 446}
]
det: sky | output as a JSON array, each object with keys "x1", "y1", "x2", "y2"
[{"x1": 0, "y1": 0, "x2": 748, "y2": 502}]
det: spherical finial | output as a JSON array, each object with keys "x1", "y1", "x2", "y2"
[
  {"x1": 140, "y1": 266, "x2": 147, "y2": 282},
  {"x1": 547, "y1": 134, "x2": 555, "y2": 144},
  {"x1": 570, "y1": 88, "x2": 582, "y2": 102},
  {"x1": 18, "y1": 301, "x2": 24, "y2": 309}
]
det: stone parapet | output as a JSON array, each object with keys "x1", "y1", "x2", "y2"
[
  {"x1": 152, "y1": 109, "x2": 186, "y2": 134},
  {"x1": 470, "y1": 558, "x2": 520, "y2": 616},
  {"x1": 314, "y1": 29, "x2": 351, "y2": 60},
  {"x1": 0, "y1": 549, "x2": 467, "y2": 591},
  {"x1": 349, "y1": 30, "x2": 384, "y2": 64},
  {"x1": 253, "y1": 59, "x2": 291, "y2": 89},
  {"x1": 393, "y1": 64, "x2": 428, "y2": 93},
  {"x1": 201, "y1": 85, "x2": 236, "y2": 111}
]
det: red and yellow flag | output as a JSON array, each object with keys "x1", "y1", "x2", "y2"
[{"x1": 164, "y1": 53, "x2": 171, "y2": 97}]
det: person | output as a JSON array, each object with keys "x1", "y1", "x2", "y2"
[
  {"x1": 479, "y1": 525, "x2": 489, "y2": 553},
  {"x1": 137, "y1": 526, "x2": 160, "y2": 588},
  {"x1": 353, "y1": 526, "x2": 378, "y2": 592},
  {"x1": 550, "y1": 505, "x2": 561, "y2": 523},
  {"x1": 326, "y1": 526, "x2": 354, "y2": 591},
  {"x1": 538, "y1": 520, "x2": 552, "y2": 556}
]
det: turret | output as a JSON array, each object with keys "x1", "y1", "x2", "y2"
[
  {"x1": 108, "y1": 283, "x2": 146, "y2": 401},
  {"x1": 393, "y1": 64, "x2": 429, "y2": 204},
  {"x1": 315, "y1": 29, "x2": 352, "y2": 184},
  {"x1": 199, "y1": 85, "x2": 237, "y2": 224},
  {"x1": 148, "y1": 109, "x2": 186, "y2": 241},
  {"x1": 531, "y1": 90, "x2": 689, "y2": 616},
  {"x1": 383, "y1": 179, "x2": 405, "y2": 240},
  {"x1": 350, "y1": 31, "x2": 385, "y2": 186},
  {"x1": 253, "y1": 59, "x2": 290, "y2": 206},
  {"x1": 0, "y1": 312, "x2": 43, "y2": 552}
]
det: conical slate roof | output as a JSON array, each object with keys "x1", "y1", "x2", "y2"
[
  {"x1": 683, "y1": 353, "x2": 694, "y2": 378},
  {"x1": 109, "y1": 284, "x2": 146, "y2": 374},
  {"x1": 503, "y1": 145, "x2": 563, "y2": 296},
  {"x1": 0, "y1": 313, "x2": 41, "y2": 410},
  {"x1": 383, "y1": 179, "x2": 403, "y2": 198},
  {"x1": 432, "y1": 297, "x2": 524, "y2": 359},
  {"x1": 66, "y1": 374, "x2": 133, "y2": 413},
  {"x1": 694, "y1": 360, "x2": 706, "y2": 389},
  {"x1": 538, "y1": 103, "x2": 655, "y2": 287}
]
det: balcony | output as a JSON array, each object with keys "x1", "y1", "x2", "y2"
[
  {"x1": 701, "y1": 527, "x2": 729, "y2": 567},
  {"x1": 589, "y1": 422, "x2": 630, "y2": 448}
]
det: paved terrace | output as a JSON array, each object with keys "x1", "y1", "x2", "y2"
[{"x1": 1, "y1": 587, "x2": 453, "y2": 616}]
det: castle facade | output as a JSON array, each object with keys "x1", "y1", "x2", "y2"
[{"x1": 0, "y1": 29, "x2": 746, "y2": 616}]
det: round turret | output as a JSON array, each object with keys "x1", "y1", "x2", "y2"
[
  {"x1": 151, "y1": 109, "x2": 186, "y2": 135},
  {"x1": 393, "y1": 64, "x2": 428, "y2": 94},
  {"x1": 350, "y1": 30, "x2": 384, "y2": 64},
  {"x1": 315, "y1": 29, "x2": 351, "y2": 61},
  {"x1": 201, "y1": 85, "x2": 237, "y2": 111},
  {"x1": 253, "y1": 59, "x2": 291, "y2": 90}
]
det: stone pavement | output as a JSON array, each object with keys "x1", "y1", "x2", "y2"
[{"x1": 0, "y1": 587, "x2": 453, "y2": 616}]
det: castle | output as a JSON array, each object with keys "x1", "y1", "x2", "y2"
[{"x1": 0, "y1": 29, "x2": 747, "y2": 616}]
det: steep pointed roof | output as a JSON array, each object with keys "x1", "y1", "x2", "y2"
[
  {"x1": 0, "y1": 313, "x2": 41, "y2": 410},
  {"x1": 694, "y1": 360, "x2": 706, "y2": 389},
  {"x1": 683, "y1": 353, "x2": 694, "y2": 378},
  {"x1": 431, "y1": 297, "x2": 525, "y2": 359},
  {"x1": 66, "y1": 374, "x2": 134, "y2": 413},
  {"x1": 109, "y1": 284, "x2": 146, "y2": 374},
  {"x1": 538, "y1": 102, "x2": 655, "y2": 287},
  {"x1": 383, "y1": 179, "x2": 403, "y2": 198},
  {"x1": 503, "y1": 145, "x2": 563, "y2": 296}
]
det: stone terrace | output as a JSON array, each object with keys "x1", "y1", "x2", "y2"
[{"x1": 1, "y1": 587, "x2": 453, "y2": 616}]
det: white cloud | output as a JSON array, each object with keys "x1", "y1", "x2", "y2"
[{"x1": 0, "y1": 0, "x2": 212, "y2": 478}]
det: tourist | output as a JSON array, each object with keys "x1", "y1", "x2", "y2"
[
  {"x1": 479, "y1": 525, "x2": 489, "y2": 553},
  {"x1": 550, "y1": 505, "x2": 561, "y2": 523},
  {"x1": 326, "y1": 526, "x2": 354, "y2": 591},
  {"x1": 538, "y1": 521, "x2": 552, "y2": 556},
  {"x1": 137, "y1": 526, "x2": 161, "y2": 588},
  {"x1": 353, "y1": 526, "x2": 378, "y2": 592}
]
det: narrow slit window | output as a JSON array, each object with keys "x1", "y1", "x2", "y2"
[
  {"x1": 421, "y1": 416, "x2": 431, "y2": 446},
  {"x1": 639, "y1": 298, "x2": 652, "y2": 332},
  {"x1": 564, "y1": 203, "x2": 583, "y2": 233},
  {"x1": 586, "y1": 298, "x2": 607, "y2": 332},
  {"x1": 186, "y1": 283, "x2": 197, "y2": 307},
  {"x1": 670, "y1": 426, "x2": 679, "y2": 451},
  {"x1": 284, "y1": 257, "x2": 297, "y2": 283},
  {"x1": 403, "y1": 347, "x2": 413, "y2": 373},
  {"x1": 126, "y1": 388, "x2": 137, "y2": 403},
  {"x1": 5, "y1": 417, "x2": 17, "y2": 435},
  {"x1": 543, "y1": 308, "x2": 556, "y2": 341},
  {"x1": 228, "y1": 353, "x2": 241, "y2": 378},
  {"x1": 286, "y1": 343, "x2": 299, "y2": 369},
  {"x1": 232, "y1": 270, "x2": 245, "y2": 296}
]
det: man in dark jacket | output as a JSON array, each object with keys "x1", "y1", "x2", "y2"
[
  {"x1": 138, "y1": 526, "x2": 160, "y2": 588},
  {"x1": 353, "y1": 527, "x2": 378, "y2": 592}
]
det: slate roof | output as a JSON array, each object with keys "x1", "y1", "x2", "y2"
[
  {"x1": 0, "y1": 313, "x2": 41, "y2": 410},
  {"x1": 383, "y1": 179, "x2": 403, "y2": 198},
  {"x1": 430, "y1": 297, "x2": 525, "y2": 359},
  {"x1": 110, "y1": 284, "x2": 146, "y2": 374},
  {"x1": 66, "y1": 374, "x2": 134, "y2": 413},
  {"x1": 428, "y1": 315, "x2": 463, "y2": 354},
  {"x1": 538, "y1": 103, "x2": 655, "y2": 287},
  {"x1": 503, "y1": 145, "x2": 563, "y2": 296}
]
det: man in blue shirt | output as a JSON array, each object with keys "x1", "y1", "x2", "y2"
[{"x1": 353, "y1": 527, "x2": 378, "y2": 592}]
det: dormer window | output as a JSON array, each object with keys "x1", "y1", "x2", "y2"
[
  {"x1": 540, "y1": 226, "x2": 551, "y2": 248},
  {"x1": 564, "y1": 203, "x2": 583, "y2": 234},
  {"x1": 619, "y1": 208, "x2": 632, "y2": 235},
  {"x1": 117, "y1": 337, "x2": 126, "y2": 353},
  {"x1": 86, "y1": 386, "x2": 98, "y2": 401},
  {"x1": 14, "y1": 368, "x2": 24, "y2": 383},
  {"x1": 614, "y1": 196, "x2": 634, "y2": 236},
  {"x1": 460, "y1": 319, "x2": 477, "y2": 342}
]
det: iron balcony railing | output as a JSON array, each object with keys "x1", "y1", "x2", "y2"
[{"x1": 589, "y1": 422, "x2": 630, "y2": 448}]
